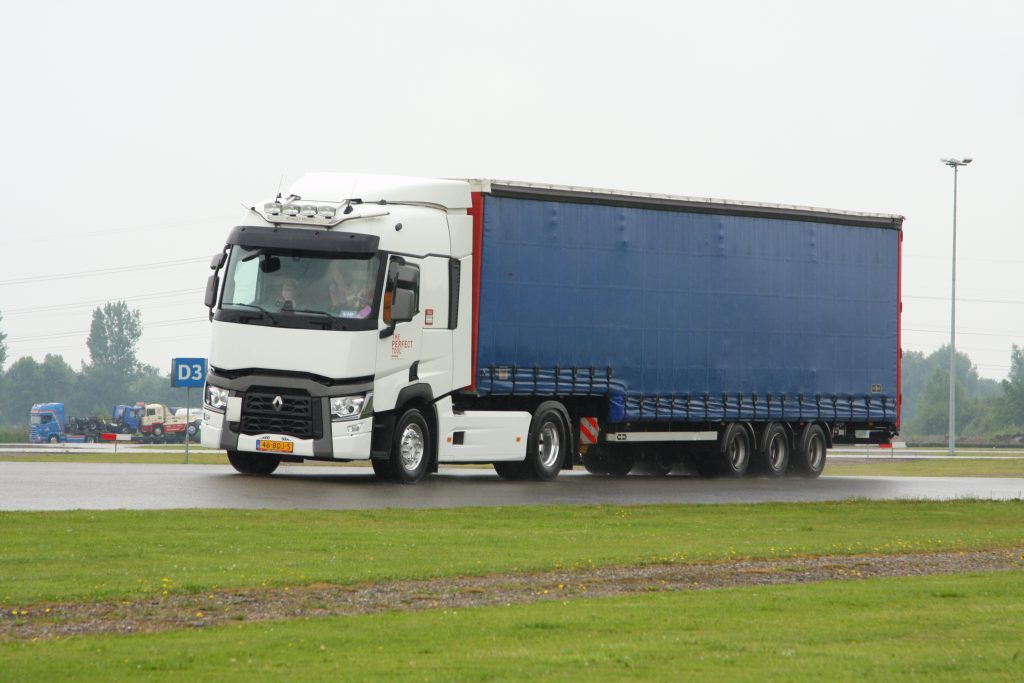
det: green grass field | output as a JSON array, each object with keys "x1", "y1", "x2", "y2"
[
  {"x1": 2, "y1": 500, "x2": 1022, "y2": 605},
  {"x1": 2, "y1": 571, "x2": 1022, "y2": 681}
]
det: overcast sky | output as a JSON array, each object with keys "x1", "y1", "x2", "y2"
[{"x1": 2, "y1": 0, "x2": 1022, "y2": 381}]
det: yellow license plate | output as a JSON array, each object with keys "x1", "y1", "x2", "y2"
[{"x1": 256, "y1": 439, "x2": 294, "y2": 453}]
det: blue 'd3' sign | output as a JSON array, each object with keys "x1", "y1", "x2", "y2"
[{"x1": 172, "y1": 357, "x2": 208, "y2": 388}]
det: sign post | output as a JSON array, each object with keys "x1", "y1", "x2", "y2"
[{"x1": 171, "y1": 357, "x2": 207, "y2": 465}]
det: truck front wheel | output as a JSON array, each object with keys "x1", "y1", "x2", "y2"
[
  {"x1": 48, "y1": 435, "x2": 59, "y2": 444},
  {"x1": 227, "y1": 451, "x2": 280, "y2": 475},
  {"x1": 389, "y1": 408, "x2": 431, "y2": 484},
  {"x1": 523, "y1": 402, "x2": 568, "y2": 481}
]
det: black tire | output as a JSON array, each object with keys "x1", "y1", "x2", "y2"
[
  {"x1": 717, "y1": 424, "x2": 751, "y2": 477},
  {"x1": 583, "y1": 444, "x2": 634, "y2": 476},
  {"x1": 606, "y1": 453, "x2": 635, "y2": 477},
  {"x1": 84, "y1": 435, "x2": 96, "y2": 443},
  {"x1": 647, "y1": 450, "x2": 674, "y2": 477},
  {"x1": 757, "y1": 423, "x2": 790, "y2": 478},
  {"x1": 227, "y1": 450, "x2": 280, "y2": 475},
  {"x1": 48, "y1": 435, "x2": 60, "y2": 444},
  {"x1": 153, "y1": 425, "x2": 164, "y2": 438},
  {"x1": 120, "y1": 424, "x2": 133, "y2": 434},
  {"x1": 370, "y1": 458, "x2": 392, "y2": 479},
  {"x1": 582, "y1": 450, "x2": 610, "y2": 474},
  {"x1": 522, "y1": 402, "x2": 568, "y2": 481},
  {"x1": 389, "y1": 408, "x2": 431, "y2": 484},
  {"x1": 792, "y1": 424, "x2": 827, "y2": 478},
  {"x1": 493, "y1": 461, "x2": 526, "y2": 480},
  {"x1": 187, "y1": 423, "x2": 199, "y2": 437}
]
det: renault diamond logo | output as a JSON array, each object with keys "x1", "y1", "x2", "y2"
[{"x1": 272, "y1": 395, "x2": 283, "y2": 412}]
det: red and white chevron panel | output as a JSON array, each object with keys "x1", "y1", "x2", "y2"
[{"x1": 579, "y1": 417, "x2": 599, "y2": 445}]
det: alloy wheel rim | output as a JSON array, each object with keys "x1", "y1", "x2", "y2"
[
  {"x1": 538, "y1": 422, "x2": 560, "y2": 468},
  {"x1": 399, "y1": 423, "x2": 425, "y2": 471}
]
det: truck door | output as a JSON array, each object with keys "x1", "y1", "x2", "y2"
[{"x1": 375, "y1": 257, "x2": 424, "y2": 411}]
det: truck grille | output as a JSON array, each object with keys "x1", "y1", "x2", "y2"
[{"x1": 239, "y1": 389, "x2": 321, "y2": 440}]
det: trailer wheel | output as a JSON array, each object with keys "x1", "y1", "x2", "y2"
[
  {"x1": 646, "y1": 449, "x2": 674, "y2": 477},
  {"x1": 792, "y1": 424, "x2": 827, "y2": 478},
  {"x1": 493, "y1": 461, "x2": 526, "y2": 480},
  {"x1": 227, "y1": 450, "x2": 280, "y2": 475},
  {"x1": 717, "y1": 424, "x2": 751, "y2": 477},
  {"x1": 583, "y1": 444, "x2": 634, "y2": 476},
  {"x1": 389, "y1": 408, "x2": 431, "y2": 484},
  {"x1": 757, "y1": 423, "x2": 790, "y2": 478},
  {"x1": 523, "y1": 402, "x2": 568, "y2": 481}
]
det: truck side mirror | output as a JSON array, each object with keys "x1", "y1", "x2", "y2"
[
  {"x1": 395, "y1": 264, "x2": 419, "y2": 288},
  {"x1": 204, "y1": 273, "x2": 220, "y2": 311},
  {"x1": 389, "y1": 287, "x2": 416, "y2": 323},
  {"x1": 209, "y1": 252, "x2": 226, "y2": 270}
]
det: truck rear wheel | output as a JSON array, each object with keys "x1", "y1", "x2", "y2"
[
  {"x1": 389, "y1": 408, "x2": 431, "y2": 484},
  {"x1": 792, "y1": 424, "x2": 827, "y2": 478},
  {"x1": 523, "y1": 402, "x2": 568, "y2": 481},
  {"x1": 756, "y1": 423, "x2": 789, "y2": 477},
  {"x1": 583, "y1": 444, "x2": 634, "y2": 476},
  {"x1": 227, "y1": 450, "x2": 280, "y2": 475}
]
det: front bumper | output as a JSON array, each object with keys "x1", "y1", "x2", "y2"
[{"x1": 202, "y1": 408, "x2": 373, "y2": 460}]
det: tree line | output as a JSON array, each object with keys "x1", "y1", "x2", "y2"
[
  {"x1": 900, "y1": 345, "x2": 1024, "y2": 443},
  {"x1": 0, "y1": 303, "x2": 199, "y2": 434},
  {"x1": 1, "y1": 305, "x2": 1023, "y2": 443}
]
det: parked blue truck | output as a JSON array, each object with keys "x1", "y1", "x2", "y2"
[
  {"x1": 202, "y1": 174, "x2": 902, "y2": 481},
  {"x1": 29, "y1": 403, "x2": 112, "y2": 443}
]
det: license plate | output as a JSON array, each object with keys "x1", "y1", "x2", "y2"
[{"x1": 256, "y1": 439, "x2": 294, "y2": 453}]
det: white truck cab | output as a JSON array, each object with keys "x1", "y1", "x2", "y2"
[{"x1": 201, "y1": 173, "x2": 534, "y2": 482}]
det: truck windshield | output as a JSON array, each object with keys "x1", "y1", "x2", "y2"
[{"x1": 217, "y1": 246, "x2": 382, "y2": 331}]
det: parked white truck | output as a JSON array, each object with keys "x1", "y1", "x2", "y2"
[{"x1": 202, "y1": 173, "x2": 902, "y2": 483}]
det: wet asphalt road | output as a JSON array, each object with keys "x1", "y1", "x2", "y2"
[{"x1": 2, "y1": 461, "x2": 1022, "y2": 511}]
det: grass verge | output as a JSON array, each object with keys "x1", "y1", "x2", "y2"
[
  {"x1": 1, "y1": 500, "x2": 1022, "y2": 605},
  {"x1": 2, "y1": 571, "x2": 1022, "y2": 681},
  {"x1": 826, "y1": 457, "x2": 1024, "y2": 477}
]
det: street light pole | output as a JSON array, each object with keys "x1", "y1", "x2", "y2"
[{"x1": 940, "y1": 157, "x2": 972, "y2": 455}]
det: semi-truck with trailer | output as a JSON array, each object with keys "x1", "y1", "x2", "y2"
[
  {"x1": 29, "y1": 403, "x2": 113, "y2": 444},
  {"x1": 201, "y1": 173, "x2": 902, "y2": 482}
]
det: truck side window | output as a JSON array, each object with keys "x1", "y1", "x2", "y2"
[{"x1": 383, "y1": 259, "x2": 419, "y2": 323}]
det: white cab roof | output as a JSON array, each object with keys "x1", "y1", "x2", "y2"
[{"x1": 288, "y1": 172, "x2": 472, "y2": 210}]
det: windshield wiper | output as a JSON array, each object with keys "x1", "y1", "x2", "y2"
[
  {"x1": 230, "y1": 302, "x2": 281, "y2": 325},
  {"x1": 289, "y1": 308, "x2": 338, "y2": 329}
]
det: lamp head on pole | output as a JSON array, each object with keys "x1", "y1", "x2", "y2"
[{"x1": 941, "y1": 157, "x2": 973, "y2": 168}]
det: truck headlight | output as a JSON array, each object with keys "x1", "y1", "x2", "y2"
[
  {"x1": 330, "y1": 392, "x2": 372, "y2": 422},
  {"x1": 205, "y1": 384, "x2": 229, "y2": 411}
]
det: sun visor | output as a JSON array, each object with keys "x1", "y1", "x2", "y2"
[{"x1": 226, "y1": 225, "x2": 379, "y2": 254}]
